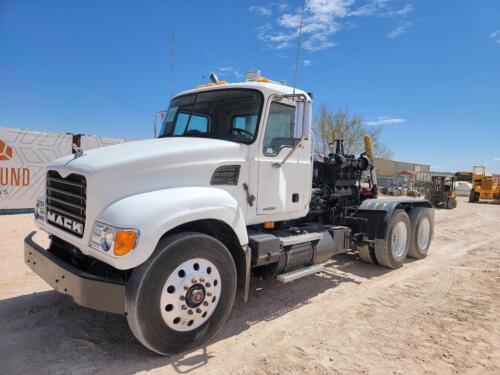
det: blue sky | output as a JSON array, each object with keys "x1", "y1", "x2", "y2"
[{"x1": 1, "y1": 0, "x2": 499, "y2": 173}]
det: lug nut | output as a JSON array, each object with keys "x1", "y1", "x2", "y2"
[
  {"x1": 184, "y1": 285, "x2": 190, "y2": 291},
  {"x1": 207, "y1": 292, "x2": 212, "y2": 297},
  {"x1": 200, "y1": 277, "x2": 205, "y2": 283},
  {"x1": 196, "y1": 308, "x2": 202, "y2": 314},
  {"x1": 181, "y1": 305, "x2": 187, "y2": 310},
  {"x1": 188, "y1": 310, "x2": 193, "y2": 315},
  {"x1": 205, "y1": 283, "x2": 211, "y2": 288},
  {"x1": 203, "y1": 301, "x2": 209, "y2": 306},
  {"x1": 180, "y1": 296, "x2": 185, "y2": 301},
  {"x1": 191, "y1": 279, "x2": 197, "y2": 284}
]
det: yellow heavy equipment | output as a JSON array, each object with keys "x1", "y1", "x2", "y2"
[{"x1": 469, "y1": 166, "x2": 500, "y2": 202}]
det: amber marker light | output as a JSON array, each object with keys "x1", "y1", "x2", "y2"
[
  {"x1": 263, "y1": 221, "x2": 275, "y2": 229},
  {"x1": 114, "y1": 230, "x2": 138, "y2": 256}
]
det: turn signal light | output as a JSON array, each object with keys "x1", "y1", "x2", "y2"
[
  {"x1": 114, "y1": 231, "x2": 138, "y2": 256},
  {"x1": 264, "y1": 221, "x2": 275, "y2": 229}
]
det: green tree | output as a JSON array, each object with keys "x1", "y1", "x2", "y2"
[{"x1": 313, "y1": 104, "x2": 393, "y2": 158}]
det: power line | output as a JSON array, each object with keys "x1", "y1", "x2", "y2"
[
  {"x1": 292, "y1": 0, "x2": 306, "y2": 96},
  {"x1": 170, "y1": 30, "x2": 175, "y2": 98}
]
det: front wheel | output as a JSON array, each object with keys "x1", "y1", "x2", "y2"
[
  {"x1": 469, "y1": 189, "x2": 478, "y2": 203},
  {"x1": 445, "y1": 197, "x2": 457, "y2": 209},
  {"x1": 125, "y1": 232, "x2": 237, "y2": 355}
]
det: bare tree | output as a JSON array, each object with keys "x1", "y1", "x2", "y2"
[{"x1": 313, "y1": 104, "x2": 393, "y2": 158}]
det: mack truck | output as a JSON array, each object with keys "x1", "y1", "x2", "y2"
[{"x1": 25, "y1": 71, "x2": 434, "y2": 355}]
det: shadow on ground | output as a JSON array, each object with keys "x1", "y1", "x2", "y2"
[{"x1": 0, "y1": 252, "x2": 390, "y2": 374}]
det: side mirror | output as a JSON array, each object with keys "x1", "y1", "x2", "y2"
[
  {"x1": 294, "y1": 99, "x2": 311, "y2": 139},
  {"x1": 153, "y1": 111, "x2": 166, "y2": 138}
]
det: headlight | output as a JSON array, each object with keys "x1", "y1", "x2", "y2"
[
  {"x1": 34, "y1": 200, "x2": 45, "y2": 221},
  {"x1": 90, "y1": 221, "x2": 139, "y2": 256},
  {"x1": 103, "y1": 227, "x2": 114, "y2": 251}
]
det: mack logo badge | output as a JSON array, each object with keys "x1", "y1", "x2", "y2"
[{"x1": 47, "y1": 211, "x2": 84, "y2": 235}]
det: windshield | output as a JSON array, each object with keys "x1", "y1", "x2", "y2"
[{"x1": 159, "y1": 89, "x2": 263, "y2": 144}]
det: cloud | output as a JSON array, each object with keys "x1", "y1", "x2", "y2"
[
  {"x1": 386, "y1": 22, "x2": 411, "y2": 38},
  {"x1": 216, "y1": 66, "x2": 242, "y2": 79},
  {"x1": 253, "y1": 0, "x2": 416, "y2": 53},
  {"x1": 278, "y1": 13, "x2": 302, "y2": 28},
  {"x1": 494, "y1": 157, "x2": 500, "y2": 161},
  {"x1": 365, "y1": 116, "x2": 407, "y2": 125},
  {"x1": 249, "y1": 5, "x2": 272, "y2": 16},
  {"x1": 258, "y1": 0, "x2": 352, "y2": 52},
  {"x1": 387, "y1": 4, "x2": 414, "y2": 16},
  {"x1": 490, "y1": 30, "x2": 500, "y2": 44},
  {"x1": 303, "y1": 59, "x2": 312, "y2": 66},
  {"x1": 351, "y1": 1, "x2": 414, "y2": 17},
  {"x1": 278, "y1": 2, "x2": 289, "y2": 12},
  {"x1": 350, "y1": 0, "x2": 387, "y2": 16}
]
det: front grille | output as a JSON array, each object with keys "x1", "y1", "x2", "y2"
[{"x1": 46, "y1": 170, "x2": 87, "y2": 237}]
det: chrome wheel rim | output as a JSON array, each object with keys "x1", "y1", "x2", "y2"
[
  {"x1": 160, "y1": 258, "x2": 221, "y2": 332},
  {"x1": 417, "y1": 218, "x2": 431, "y2": 250},
  {"x1": 391, "y1": 221, "x2": 408, "y2": 258}
]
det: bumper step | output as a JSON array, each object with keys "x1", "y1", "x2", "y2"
[{"x1": 277, "y1": 263, "x2": 325, "y2": 283}]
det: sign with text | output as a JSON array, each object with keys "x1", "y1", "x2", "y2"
[
  {"x1": 0, "y1": 127, "x2": 73, "y2": 210},
  {"x1": 0, "y1": 127, "x2": 128, "y2": 211}
]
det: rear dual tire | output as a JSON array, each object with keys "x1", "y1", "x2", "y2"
[
  {"x1": 408, "y1": 208, "x2": 433, "y2": 259},
  {"x1": 374, "y1": 209, "x2": 411, "y2": 268},
  {"x1": 125, "y1": 232, "x2": 237, "y2": 355},
  {"x1": 358, "y1": 245, "x2": 377, "y2": 264},
  {"x1": 365, "y1": 208, "x2": 433, "y2": 268}
]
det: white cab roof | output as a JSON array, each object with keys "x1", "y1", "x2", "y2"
[{"x1": 173, "y1": 81, "x2": 311, "y2": 101}]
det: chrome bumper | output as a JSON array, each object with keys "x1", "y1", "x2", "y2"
[{"x1": 24, "y1": 232, "x2": 126, "y2": 314}]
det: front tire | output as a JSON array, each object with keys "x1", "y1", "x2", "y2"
[
  {"x1": 125, "y1": 232, "x2": 237, "y2": 355},
  {"x1": 469, "y1": 189, "x2": 479, "y2": 203},
  {"x1": 446, "y1": 197, "x2": 457, "y2": 209}
]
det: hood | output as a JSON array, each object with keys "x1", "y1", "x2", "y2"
[
  {"x1": 51, "y1": 137, "x2": 246, "y2": 174},
  {"x1": 48, "y1": 137, "x2": 249, "y2": 215}
]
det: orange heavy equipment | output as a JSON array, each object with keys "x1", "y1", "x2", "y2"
[{"x1": 469, "y1": 166, "x2": 500, "y2": 202}]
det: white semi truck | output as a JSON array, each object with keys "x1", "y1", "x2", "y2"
[{"x1": 25, "y1": 72, "x2": 434, "y2": 355}]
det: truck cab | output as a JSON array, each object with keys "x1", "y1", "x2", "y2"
[{"x1": 25, "y1": 72, "x2": 434, "y2": 355}]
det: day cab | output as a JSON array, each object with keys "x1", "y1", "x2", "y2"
[{"x1": 25, "y1": 71, "x2": 434, "y2": 355}]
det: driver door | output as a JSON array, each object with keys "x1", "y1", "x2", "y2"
[{"x1": 256, "y1": 97, "x2": 312, "y2": 218}]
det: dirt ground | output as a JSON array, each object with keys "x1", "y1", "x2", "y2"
[{"x1": 1, "y1": 196, "x2": 500, "y2": 374}]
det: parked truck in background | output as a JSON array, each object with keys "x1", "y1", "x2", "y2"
[{"x1": 25, "y1": 71, "x2": 435, "y2": 355}]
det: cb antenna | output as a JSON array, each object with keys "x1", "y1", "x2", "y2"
[
  {"x1": 292, "y1": 0, "x2": 307, "y2": 97},
  {"x1": 170, "y1": 30, "x2": 176, "y2": 98}
]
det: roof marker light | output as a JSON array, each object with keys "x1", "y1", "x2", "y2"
[{"x1": 245, "y1": 70, "x2": 261, "y2": 81}]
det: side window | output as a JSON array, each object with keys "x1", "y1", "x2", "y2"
[{"x1": 263, "y1": 102, "x2": 297, "y2": 155}]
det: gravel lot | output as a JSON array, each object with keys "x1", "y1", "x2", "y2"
[{"x1": 1, "y1": 196, "x2": 499, "y2": 374}]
